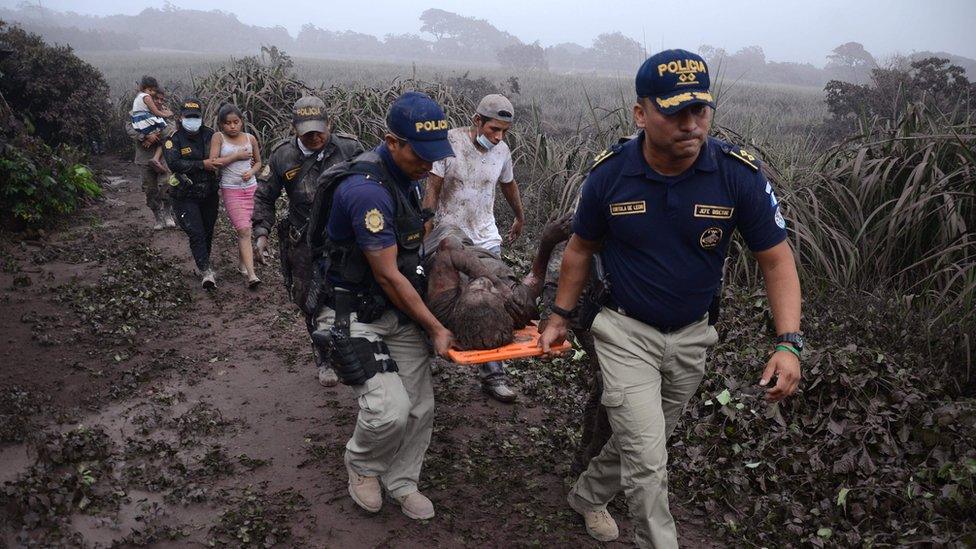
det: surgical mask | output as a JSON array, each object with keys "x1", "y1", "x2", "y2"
[
  {"x1": 181, "y1": 117, "x2": 202, "y2": 133},
  {"x1": 476, "y1": 133, "x2": 496, "y2": 151}
]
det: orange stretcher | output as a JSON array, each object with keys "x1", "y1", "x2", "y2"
[{"x1": 447, "y1": 322, "x2": 573, "y2": 364}]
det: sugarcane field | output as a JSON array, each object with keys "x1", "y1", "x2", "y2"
[{"x1": 0, "y1": 2, "x2": 974, "y2": 548}]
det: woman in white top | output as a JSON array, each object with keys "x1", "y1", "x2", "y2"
[{"x1": 208, "y1": 103, "x2": 263, "y2": 288}]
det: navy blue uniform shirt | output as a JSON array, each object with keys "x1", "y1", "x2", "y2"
[
  {"x1": 327, "y1": 143, "x2": 419, "y2": 252},
  {"x1": 574, "y1": 133, "x2": 787, "y2": 328}
]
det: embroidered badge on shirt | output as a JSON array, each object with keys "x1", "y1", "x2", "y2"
[
  {"x1": 609, "y1": 201, "x2": 646, "y2": 216},
  {"x1": 180, "y1": 147, "x2": 192, "y2": 155},
  {"x1": 164, "y1": 140, "x2": 173, "y2": 149},
  {"x1": 364, "y1": 209, "x2": 385, "y2": 233},
  {"x1": 700, "y1": 227, "x2": 723, "y2": 249},
  {"x1": 694, "y1": 204, "x2": 734, "y2": 219},
  {"x1": 284, "y1": 167, "x2": 301, "y2": 181}
]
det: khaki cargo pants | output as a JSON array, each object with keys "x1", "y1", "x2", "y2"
[
  {"x1": 569, "y1": 308, "x2": 718, "y2": 549},
  {"x1": 315, "y1": 307, "x2": 434, "y2": 499},
  {"x1": 141, "y1": 164, "x2": 171, "y2": 214}
]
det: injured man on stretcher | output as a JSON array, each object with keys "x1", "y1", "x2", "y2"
[{"x1": 424, "y1": 213, "x2": 572, "y2": 350}]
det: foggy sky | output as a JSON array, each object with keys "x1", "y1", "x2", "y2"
[{"x1": 6, "y1": 0, "x2": 975, "y2": 66}]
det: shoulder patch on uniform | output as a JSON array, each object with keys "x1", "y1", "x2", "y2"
[
  {"x1": 723, "y1": 146, "x2": 759, "y2": 171},
  {"x1": 364, "y1": 208, "x2": 384, "y2": 233},
  {"x1": 284, "y1": 166, "x2": 301, "y2": 181},
  {"x1": 590, "y1": 143, "x2": 624, "y2": 172},
  {"x1": 164, "y1": 139, "x2": 173, "y2": 149}
]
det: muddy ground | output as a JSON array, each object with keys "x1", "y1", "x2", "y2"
[{"x1": 0, "y1": 156, "x2": 719, "y2": 548}]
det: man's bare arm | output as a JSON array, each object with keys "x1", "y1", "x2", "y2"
[
  {"x1": 753, "y1": 240, "x2": 802, "y2": 401},
  {"x1": 422, "y1": 173, "x2": 444, "y2": 234},
  {"x1": 499, "y1": 180, "x2": 525, "y2": 242},
  {"x1": 364, "y1": 244, "x2": 453, "y2": 357},
  {"x1": 521, "y1": 212, "x2": 573, "y2": 300},
  {"x1": 538, "y1": 234, "x2": 602, "y2": 352}
]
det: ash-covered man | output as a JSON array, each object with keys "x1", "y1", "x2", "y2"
[
  {"x1": 251, "y1": 96, "x2": 364, "y2": 387},
  {"x1": 422, "y1": 93, "x2": 526, "y2": 402},
  {"x1": 540, "y1": 49, "x2": 803, "y2": 547}
]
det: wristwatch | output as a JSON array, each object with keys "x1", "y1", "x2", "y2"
[
  {"x1": 776, "y1": 332, "x2": 804, "y2": 353},
  {"x1": 550, "y1": 304, "x2": 577, "y2": 319}
]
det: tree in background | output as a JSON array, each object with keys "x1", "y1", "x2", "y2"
[
  {"x1": 826, "y1": 41, "x2": 877, "y2": 84},
  {"x1": 824, "y1": 57, "x2": 976, "y2": 137},
  {"x1": 591, "y1": 32, "x2": 644, "y2": 70},
  {"x1": 497, "y1": 41, "x2": 548, "y2": 71},
  {"x1": 0, "y1": 21, "x2": 109, "y2": 148}
]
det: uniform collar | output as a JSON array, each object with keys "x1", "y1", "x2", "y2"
[
  {"x1": 295, "y1": 134, "x2": 335, "y2": 158},
  {"x1": 377, "y1": 143, "x2": 412, "y2": 187},
  {"x1": 622, "y1": 132, "x2": 718, "y2": 180}
]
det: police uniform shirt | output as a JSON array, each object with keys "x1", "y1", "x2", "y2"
[
  {"x1": 327, "y1": 143, "x2": 420, "y2": 252},
  {"x1": 574, "y1": 133, "x2": 787, "y2": 329}
]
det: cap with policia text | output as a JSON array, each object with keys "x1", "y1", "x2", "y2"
[
  {"x1": 180, "y1": 97, "x2": 203, "y2": 117},
  {"x1": 476, "y1": 94, "x2": 514, "y2": 123},
  {"x1": 636, "y1": 49, "x2": 715, "y2": 115},
  {"x1": 386, "y1": 91, "x2": 454, "y2": 162},
  {"x1": 293, "y1": 96, "x2": 328, "y2": 135}
]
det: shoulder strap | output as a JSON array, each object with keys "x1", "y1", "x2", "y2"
[
  {"x1": 722, "y1": 145, "x2": 760, "y2": 172},
  {"x1": 306, "y1": 160, "x2": 388, "y2": 254}
]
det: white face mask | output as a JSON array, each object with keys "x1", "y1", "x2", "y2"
[
  {"x1": 181, "y1": 117, "x2": 202, "y2": 133},
  {"x1": 476, "y1": 133, "x2": 496, "y2": 151}
]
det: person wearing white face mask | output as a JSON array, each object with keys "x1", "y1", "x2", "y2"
[
  {"x1": 422, "y1": 93, "x2": 525, "y2": 403},
  {"x1": 163, "y1": 97, "x2": 223, "y2": 289}
]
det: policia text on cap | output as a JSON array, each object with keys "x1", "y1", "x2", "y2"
[{"x1": 538, "y1": 49, "x2": 802, "y2": 548}]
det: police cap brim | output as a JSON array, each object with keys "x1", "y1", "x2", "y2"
[
  {"x1": 407, "y1": 137, "x2": 454, "y2": 163},
  {"x1": 650, "y1": 89, "x2": 716, "y2": 115},
  {"x1": 295, "y1": 119, "x2": 328, "y2": 136}
]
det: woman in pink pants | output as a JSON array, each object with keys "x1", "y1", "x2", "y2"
[{"x1": 209, "y1": 103, "x2": 263, "y2": 288}]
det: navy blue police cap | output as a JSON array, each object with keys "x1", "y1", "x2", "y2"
[
  {"x1": 180, "y1": 97, "x2": 203, "y2": 117},
  {"x1": 386, "y1": 91, "x2": 454, "y2": 162},
  {"x1": 636, "y1": 49, "x2": 715, "y2": 115}
]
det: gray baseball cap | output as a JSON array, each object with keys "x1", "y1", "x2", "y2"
[
  {"x1": 476, "y1": 94, "x2": 514, "y2": 123},
  {"x1": 292, "y1": 96, "x2": 328, "y2": 135}
]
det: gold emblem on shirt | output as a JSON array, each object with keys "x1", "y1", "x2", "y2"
[
  {"x1": 364, "y1": 209, "x2": 385, "y2": 233},
  {"x1": 284, "y1": 167, "x2": 301, "y2": 181},
  {"x1": 699, "y1": 227, "x2": 723, "y2": 249},
  {"x1": 609, "y1": 201, "x2": 646, "y2": 216},
  {"x1": 164, "y1": 139, "x2": 173, "y2": 149}
]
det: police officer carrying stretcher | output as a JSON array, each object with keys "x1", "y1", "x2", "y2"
[
  {"x1": 252, "y1": 97, "x2": 365, "y2": 387},
  {"x1": 540, "y1": 49, "x2": 803, "y2": 548},
  {"x1": 305, "y1": 91, "x2": 454, "y2": 520}
]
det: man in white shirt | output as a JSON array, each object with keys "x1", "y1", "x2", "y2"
[{"x1": 424, "y1": 94, "x2": 526, "y2": 403}]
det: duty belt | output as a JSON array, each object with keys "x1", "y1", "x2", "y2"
[{"x1": 604, "y1": 297, "x2": 695, "y2": 334}]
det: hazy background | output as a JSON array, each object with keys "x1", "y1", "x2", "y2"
[{"x1": 2, "y1": 0, "x2": 974, "y2": 87}]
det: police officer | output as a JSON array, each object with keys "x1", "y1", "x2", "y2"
[
  {"x1": 306, "y1": 91, "x2": 454, "y2": 521},
  {"x1": 162, "y1": 97, "x2": 220, "y2": 288},
  {"x1": 539, "y1": 49, "x2": 803, "y2": 548},
  {"x1": 252, "y1": 96, "x2": 365, "y2": 387}
]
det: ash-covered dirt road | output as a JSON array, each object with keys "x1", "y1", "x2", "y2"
[{"x1": 0, "y1": 156, "x2": 717, "y2": 547}]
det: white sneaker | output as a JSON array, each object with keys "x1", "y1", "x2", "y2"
[
  {"x1": 318, "y1": 365, "x2": 339, "y2": 387},
  {"x1": 201, "y1": 268, "x2": 216, "y2": 290}
]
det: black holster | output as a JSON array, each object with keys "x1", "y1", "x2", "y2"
[
  {"x1": 577, "y1": 254, "x2": 611, "y2": 331},
  {"x1": 276, "y1": 220, "x2": 293, "y2": 290},
  {"x1": 310, "y1": 290, "x2": 397, "y2": 386},
  {"x1": 708, "y1": 290, "x2": 721, "y2": 326},
  {"x1": 305, "y1": 257, "x2": 332, "y2": 318}
]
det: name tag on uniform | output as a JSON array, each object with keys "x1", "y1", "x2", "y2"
[
  {"x1": 179, "y1": 147, "x2": 192, "y2": 156},
  {"x1": 609, "y1": 201, "x2": 646, "y2": 216},
  {"x1": 693, "y1": 204, "x2": 734, "y2": 219},
  {"x1": 284, "y1": 167, "x2": 301, "y2": 181}
]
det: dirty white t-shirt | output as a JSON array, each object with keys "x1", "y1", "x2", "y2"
[{"x1": 430, "y1": 127, "x2": 514, "y2": 251}]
